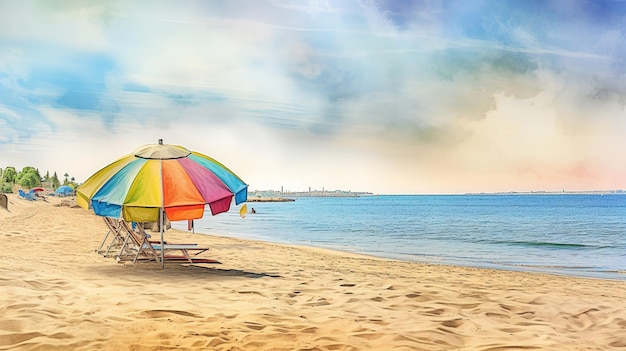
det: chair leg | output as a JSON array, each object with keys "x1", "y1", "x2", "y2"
[
  {"x1": 116, "y1": 234, "x2": 133, "y2": 262},
  {"x1": 96, "y1": 230, "x2": 111, "y2": 254},
  {"x1": 182, "y1": 249, "x2": 193, "y2": 263}
]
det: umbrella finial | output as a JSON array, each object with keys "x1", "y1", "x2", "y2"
[{"x1": 158, "y1": 139, "x2": 163, "y2": 145}]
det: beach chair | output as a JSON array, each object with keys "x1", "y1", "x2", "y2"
[
  {"x1": 132, "y1": 223, "x2": 214, "y2": 264},
  {"x1": 95, "y1": 218, "x2": 160, "y2": 262},
  {"x1": 27, "y1": 189, "x2": 42, "y2": 200},
  {"x1": 96, "y1": 217, "x2": 131, "y2": 258},
  {"x1": 107, "y1": 219, "x2": 214, "y2": 265},
  {"x1": 18, "y1": 189, "x2": 36, "y2": 201},
  {"x1": 105, "y1": 219, "x2": 161, "y2": 264}
]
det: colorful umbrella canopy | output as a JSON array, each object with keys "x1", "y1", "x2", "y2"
[{"x1": 76, "y1": 140, "x2": 248, "y2": 223}]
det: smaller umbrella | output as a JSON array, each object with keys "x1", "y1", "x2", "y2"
[
  {"x1": 32, "y1": 187, "x2": 44, "y2": 192},
  {"x1": 56, "y1": 186, "x2": 74, "y2": 196}
]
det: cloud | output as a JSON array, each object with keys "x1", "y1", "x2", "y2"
[{"x1": 1, "y1": 0, "x2": 625, "y2": 193}]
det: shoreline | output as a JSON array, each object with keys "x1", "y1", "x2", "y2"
[
  {"x1": 179, "y1": 228, "x2": 626, "y2": 282},
  {"x1": 191, "y1": 229, "x2": 626, "y2": 281},
  {"x1": 2, "y1": 194, "x2": 625, "y2": 350},
  {"x1": 173, "y1": 221, "x2": 625, "y2": 282}
]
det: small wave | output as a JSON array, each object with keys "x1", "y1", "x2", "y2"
[
  {"x1": 512, "y1": 263, "x2": 596, "y2": 269},
  {"x1": 491, "y1": 240, "x2": 598, "y2": 249}
]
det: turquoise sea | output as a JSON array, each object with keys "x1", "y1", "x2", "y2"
[{"x1": 172, "y1": 194, "x2": 626, "y2": 280}]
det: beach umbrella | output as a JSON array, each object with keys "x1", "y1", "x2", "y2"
[
  {"x1": 56, "y1": 185, "x2": 74, "y2": 196},
  {"x1": 76, "y1": 139, "x2": 248, "y2": 267},
  {"x1": 32, "y1": 187, "x2": 44, "y2": 192}
]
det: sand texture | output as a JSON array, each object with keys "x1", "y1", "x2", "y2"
[{"x1": 1, "y1": 194, "x2": 625, "y2": 350}]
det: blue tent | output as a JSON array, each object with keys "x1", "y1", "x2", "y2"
[{"x1": 55, "y1": 185, "x2": 74, "y2": 196}]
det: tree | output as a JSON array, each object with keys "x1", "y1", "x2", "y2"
[
  {"x1": 2, "y1": 166, "x2": 17, "y2": 183},
  {"x1": 52, "y1": 172, "x2": 61, "y2": 188},
  {"x1": 16, "y1": 167, "x2": 42, "y2": 189},
  {"x1": 63, "y1": 173, "x2": 69, "y2": 185},
  {"x1": 65, "y1": 177, "x2": 80, "y2": 189},
  {"x1": 0, "y1": 183, "x2": 12, "y2": 193},
  {"x1": 0, "y1": 167, "x2": 9, "y2": 193}
]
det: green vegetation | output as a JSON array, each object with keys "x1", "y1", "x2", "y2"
[
  {"x1": 2, "y1": 166, "x2": 17, "y2": 184},
  {"x1": 1, "y1": 165, "x2": 79, "y2": 193},
  {"x1": 16, "y1": 167, "x2": 42, "y2": 189}
]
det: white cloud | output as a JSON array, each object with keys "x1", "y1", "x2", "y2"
[
  {"x1": 0, "y1": 1, "x2": 109, "y2": 50},
  {"x1": 2, "y1": 0, "x2": 626, "y2": 193}
]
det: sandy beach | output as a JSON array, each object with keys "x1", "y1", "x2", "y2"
[{"x1": 1, "y1": 194, "x2": 624, "y2": 351}]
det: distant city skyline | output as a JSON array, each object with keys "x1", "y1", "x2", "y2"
[
  {"x1": 2, "y1": 1, "x2": 626, "y2": 194},
  {"x1": 249, "y1": 186, "x2": 623, "y2": 196}
]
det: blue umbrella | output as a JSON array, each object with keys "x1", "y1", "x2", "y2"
[{"x1": 56, "y1": 185, "x2": 74, "y2": 196}]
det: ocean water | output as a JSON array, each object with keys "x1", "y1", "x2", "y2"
[{"x1": 172, "y1": 194, "x2": 626, "y2": 280}]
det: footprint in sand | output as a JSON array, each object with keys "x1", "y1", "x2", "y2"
[
  {"x1": 423, "y1": 308, "x2": 446, "y2": 316},
  {"x1": 305, "y1": 298, "x2": 331, "y2": 307},
  {"x1": 354, "y1": 332, "x2": 385, "y2": 340},
  {"x1": 137, "y1": 309, "x2": 202, "y2": 319},
  {"x1": 441, "y1": 318, "x2": 465, "y2": 328},
  {"x1": 243, "y1": 322, "x2": 265, "y2": 331},
  {"x1": 609, "y1": 339, "x2": 626, "y2": 347},
  {"x1": 238, "y1": 290, "x2": 266, "y2": 297},
  {"x1": 499, "y1": 327, "x2": 525, "y2": 333},
  {"x1": 299, "y1": 326, "x2": 318, "y2": 334}
]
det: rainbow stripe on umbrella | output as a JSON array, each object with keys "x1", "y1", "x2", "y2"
[{"x1": 76, "y1": 141, "x2": 247, "y2": 222}]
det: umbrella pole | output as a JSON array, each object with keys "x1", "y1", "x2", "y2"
[{"x1": 160, "y1": 208, "x2": 165, "y2": 268}]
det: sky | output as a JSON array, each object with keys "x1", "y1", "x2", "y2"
[{"x1": 1, "y1": 0, "x2": 625, "y2": 194}]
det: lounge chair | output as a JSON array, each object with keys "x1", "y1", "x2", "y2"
[
  {"x1": 18, "y1": 189, "x2": 36, "y2": 201},
  {"x1": 97, "y1": 217, "x2": 132, "y2": 258},
  {"x1": 98, "y1": 218, "x2": 214, "y2": 266},
  {"x1": 94, "y1": 217, "x2": 159, "y2": 262},
  {"x1": 132, "y1": 222, "x2": 212, "y2": 264}
]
